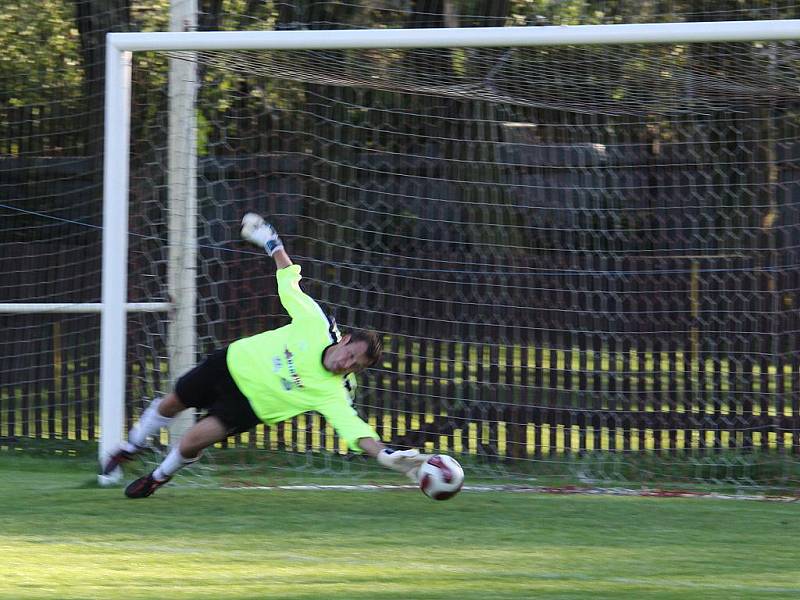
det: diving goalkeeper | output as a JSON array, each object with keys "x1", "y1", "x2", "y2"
[{"x1": 101, "y1": 213, "x2": 428, "y2": 498}]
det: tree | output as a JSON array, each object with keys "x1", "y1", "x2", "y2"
[
  {"x1": 73, "y1": 0, "x2": 132, "y2": 161},
  {"x1": 0, "y1": 1, "x2": 83, "y2": 154}
]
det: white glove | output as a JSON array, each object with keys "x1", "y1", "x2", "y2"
[
  {"x1": 241, "y1": 212, "x2": 284, "y2": 256},
  {"x1": 377, "y1": 448, "x2": 430, "y2": 483}
]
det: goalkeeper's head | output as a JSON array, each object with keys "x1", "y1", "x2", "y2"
[{"x1": 324, "y1": 329, "x2": 383, "y2": 375}]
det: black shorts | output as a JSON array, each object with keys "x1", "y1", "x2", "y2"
[{"x1": 174, "y1": 347, "x2": 260, "y2": 435}]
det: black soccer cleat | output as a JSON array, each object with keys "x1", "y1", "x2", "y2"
[
  {"x1": 124, "y1": 472, "x2": 171, "y2": 498},
  {"x1": 100, "y1": 447, "x2": 140, "y2": 476}
]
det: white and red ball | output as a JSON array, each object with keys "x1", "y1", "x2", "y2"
[{"x1": 418, "y1": 454, "x2": 464, "y2": 501}]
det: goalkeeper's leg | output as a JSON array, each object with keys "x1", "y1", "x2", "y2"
[
  {"x1": 125, "y1": 416, "x2": 228, "y2": 498},
  {"x1": 117, "y1": 347, "x2": 259, "y2": 496},
  {"x1": 100, "y1": 393, "x2": 184, "y2": 477},
  {"x1": 101, "y1": 350, "x2": 225, "y2": 480}
]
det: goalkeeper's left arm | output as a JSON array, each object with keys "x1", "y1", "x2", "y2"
[
  {"x1": 317, "y1": 399, "x2": 430, "y2": 482},
  {"x1": 359, "y1": 437, "x2": 430, "y2": 483}
]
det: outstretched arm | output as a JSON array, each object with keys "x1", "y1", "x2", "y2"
[
  {"x1": 317, "y1": 399, "x2": 429, "y2": 483},
  {"x1": 359, "y1": 437, "x2": 430, "y2": 482},
  {"x1": 241, "y1": 212, "x2": 293, "y2": 268},
  {"x1": 358, "y1": 437, "x2": 386, "y2": 458},
  {"x1": 272, "y1": 247, "x2": 292, "y2": 270},
  {"x1": 242, "y1": 212, "x2": 334, "y2": 325}
]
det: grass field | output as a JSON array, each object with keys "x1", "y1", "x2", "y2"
[{"x1": 1, "y1": 453, "x2": 799, "y2": 600}]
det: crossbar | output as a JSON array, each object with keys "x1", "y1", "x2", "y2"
[{"x1": 108, "y1": 19, "x2": 800, "y2": 52}]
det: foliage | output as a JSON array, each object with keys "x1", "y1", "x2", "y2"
[
  {"x1": 2, "y1": 1, "x2": 797, "y2": 156},
  {"x1": 0, "y1": 0, "x2": 82, "y2": 107}
]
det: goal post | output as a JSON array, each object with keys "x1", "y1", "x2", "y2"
[
  {"x1": 97, "y1": 19, "x2": 800, "y2": 485},
  {"x1": 165, "y1": 0, "x2": 199, "y2": 448},
  {"x1": 97, "y1": 1, "x2": 201, "y2": 465}
]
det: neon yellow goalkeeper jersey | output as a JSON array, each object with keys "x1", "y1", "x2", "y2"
[{"x1": 226, "y1": 264, "x2": 379, "y2": 452}]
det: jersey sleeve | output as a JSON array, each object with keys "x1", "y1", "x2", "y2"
[
  {"x1": 276, "y1": 264, "x2": 331, "y2": 332},
  {"x1": 318, "y1": 393, "x2": 380, "y2": 453}
]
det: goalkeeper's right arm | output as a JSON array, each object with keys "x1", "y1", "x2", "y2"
[{"x1": 241, "y1": 212, "x2": 292, "y2": 269}]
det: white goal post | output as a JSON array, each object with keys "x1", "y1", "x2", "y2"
[{"x1": 98, "y1": 18, "x2": 800, "y2": 466}]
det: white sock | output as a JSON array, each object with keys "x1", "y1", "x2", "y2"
[
  {"x1": 128, "y1": 397, "x2": 173, "y2": 449},
  {"x1": 153, "y1": 445, "x2": 200, "y2": 481}
]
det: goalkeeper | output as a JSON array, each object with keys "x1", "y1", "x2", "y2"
[{"x1": 101, "y1": 213, "x2": 428, "y2": 498}]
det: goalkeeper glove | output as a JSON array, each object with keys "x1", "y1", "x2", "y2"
[
  {"x1": 241, "y1": 212, "x2": 284, "y2": 256},
  {"x1": 377, "y1": 448, "x2": 430, "y2": 483}
]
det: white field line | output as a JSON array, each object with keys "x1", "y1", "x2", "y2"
[{"x1": 220, "y1": 483, "x2": 800, "y2": 502}]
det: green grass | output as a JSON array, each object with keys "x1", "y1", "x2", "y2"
[{"x1": 1, "y1": 454, "x2": 799, "y2": 599}]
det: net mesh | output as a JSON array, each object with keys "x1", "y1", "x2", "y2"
[
  {"x1": 202, "y1": 42, "x2": 800, "y2": 114},
  {"x1": 122, "y1": 37, "x2": 800, "y2": 488},
  {"x1": 2, "y1": 0, "x2": 800, "y2": 490},
  {"x1": 0, "y1": 0, "x2": 103, "y2": 448}
]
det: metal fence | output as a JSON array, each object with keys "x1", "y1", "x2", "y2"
[{"x1": 2, "y1": 150, "x2": 799, "y2": 468}]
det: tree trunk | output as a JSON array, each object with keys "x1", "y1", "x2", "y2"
[{"x1": 72, "y1": 0, "x2": 130, "y2": 161}]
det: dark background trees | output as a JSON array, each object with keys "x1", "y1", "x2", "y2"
[{"x1": 2, "y1": 2, "x2": 799, "y2": 463}]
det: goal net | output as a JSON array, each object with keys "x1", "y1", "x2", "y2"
[
  {"x1": 4, "y1": 20, "x2": 799, "y2": 491},
  {"x1": 109, "y1": 24, "x2": 800, "y2": 490}
]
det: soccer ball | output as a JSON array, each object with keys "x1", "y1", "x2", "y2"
[{"x1": 418, "y1": 454, "x2": 464, "y2": 501}]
